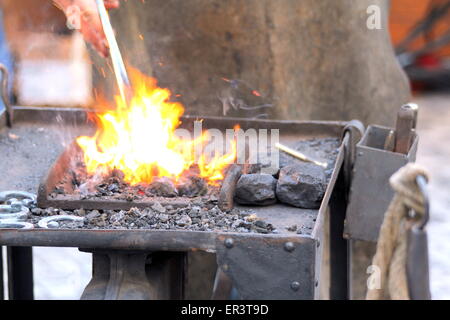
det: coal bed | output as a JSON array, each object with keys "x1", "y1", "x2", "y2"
[
  {"x1": 1, "y1": 110, "x2": 346, "y2": 242},
  {"x1": 32, "y1": 133, "x2": 339, "y2": 234}
]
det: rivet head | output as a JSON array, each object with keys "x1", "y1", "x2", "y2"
[
  {"x1": 290, "y1": 281, "x2": 300, "y2": 291},
  {"x1": 224, "y1": 238, "x2": 234, "y2": 248},
  {"x1": 284, "y1": 242, "x2": 295, "y2": 252}
]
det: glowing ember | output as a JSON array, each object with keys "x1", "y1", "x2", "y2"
[{"x1": 76, "y1": 68, "x2": 237, "y2": 186}]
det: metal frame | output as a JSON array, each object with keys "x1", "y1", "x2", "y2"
[{"x1": 0, "y1": 106, "x2": 355, "y2": 299}]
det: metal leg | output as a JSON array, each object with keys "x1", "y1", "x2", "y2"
[
  {"x1": 7, "y1": 246, "x2": 34, "y2": 300},
  {"x1": 329, "y1": 171, "x2": 348, "y2": 300},
  {"x1": 81, "y1": 249, "x2": 186, "y2": 300},
  {"x1": 0, "y1": 246, "x2": 3, "y2": 300}
]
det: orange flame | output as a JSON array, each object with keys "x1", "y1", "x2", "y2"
[{"x1": 76, "y1": 68, "x2": 236, "y2": 186}]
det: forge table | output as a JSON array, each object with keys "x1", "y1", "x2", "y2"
[{"x1": 0, "y1": 106, "x2": 358, "y2": 300}]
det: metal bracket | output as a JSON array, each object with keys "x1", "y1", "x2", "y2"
[
  {"x1": 406, "y1": 175, "x2": 431, "y2": 300},
  {"x1": 341, "y1": 120, "x2": 365, "y2": 190}
]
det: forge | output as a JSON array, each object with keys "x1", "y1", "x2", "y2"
[{"x1": 0, "y1": 107, "x2": 358, "y2": 300}]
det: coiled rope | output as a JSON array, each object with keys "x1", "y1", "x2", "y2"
[{"x1": 366, "y1": 163, "x2": 429, "y2": 300}]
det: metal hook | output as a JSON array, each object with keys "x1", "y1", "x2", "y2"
[
  {"x1": 415, "y1": 175, "x2": 429, "y2": 230},
  {"x1": 0, "y1": 63, "x2": 12, "y2": 127}
]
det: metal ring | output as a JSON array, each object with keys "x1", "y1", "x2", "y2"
[
  {"x1": 0, "y1": 204, "x2": 29, "y2": 220},
  {"x1": 0, "y1": 220, "x2": 34, "y2": 229},
  {"x1": 341, "y1": 120, "x2": 365, "y2": 187},
  {"x1": 415, "y1": 175, "x2": 429, "y2": 230},
  {"x1": 38, "y1": 215, "x2": 85, "y2": 229},
  {"x1": 0, "y1": 191, "x2": 36, "y2": 203}
]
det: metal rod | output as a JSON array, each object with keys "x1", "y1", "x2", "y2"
[
  {"x1": 95, "y1": 0, "x2": 131, "y2": 103},
  {"x1": 275, "y1": 142, "x2": 328, "y2": 168},
  {"x1": 415, "y1": 175, "x2": 429, "y2": 230}
]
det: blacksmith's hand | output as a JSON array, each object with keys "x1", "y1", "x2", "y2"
[{"x1": 53, "y1": 0, "x2": 120, "y2": 57}]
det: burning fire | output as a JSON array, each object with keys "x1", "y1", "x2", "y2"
[{"x1": 76, "y1": 68, "x2": 237, "y2": 186}]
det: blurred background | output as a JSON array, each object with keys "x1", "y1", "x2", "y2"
[{"x1": 0, "y1": 0, "x2": 448, "y2": 299}]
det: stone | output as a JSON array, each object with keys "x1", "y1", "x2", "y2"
[
  {"x1": 254, "y1": 220, "x2": 268, "y2": 228},
  {"x1": 86, "y1": 210, "x2": 100, "y2": 220},
  {"x1": 74, "y1": 208, "x2": 86, "y2": 216},
  {"x1": 151, "y1": 202, "x2": 166, "y2": 213},
  {"x1": 234, "y1": 174, "x2": 277, "y2": 206},
  {"x1": 189, "y1": 206, "x2": 202, "y2": 217},
  {"x1": 147, "y1": 177, "x2": 178, "y2": 197},
  {"x1": 276, "y1": 163, "x2": 326, "y2": 209},
  {"x1": 176, "y1": 215, "x2": 192, "y2": 227},
  {"x1": 177, "y1": 176, "x2": 208, "y2": 197},
  {"x1": 31, "y1": 208, "x2": 43, "y2": 216},
  {"x1": 110, "y1": 211, "x2": 125, "y2": 223},
  {"x1": 158, "y1": 214, "x2": 169, "y2": 223}
]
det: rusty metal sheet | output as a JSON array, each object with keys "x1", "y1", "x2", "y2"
[
  {"x1": 344, "y1": 125, "x2": 418, "y2": 242},
  {"x1": 215, "y1": 233, "x2": 317, "y2": 299}
]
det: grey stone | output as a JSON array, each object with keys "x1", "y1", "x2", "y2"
[
  {"x1": 276, "y1": 163, "x2": 326, "y2": 209},
  {"x1": 151, "y1": 202, "x2": 166, "y2": 213},
  {"x1": 31, "y1": 208, "x2": 43, "y2": 216},
  {"x1": 234, "y1": 174, "x2": 277, "y2": 206},
  {"x1": 254, "y1": 220, "x2": 268, "y2": 228},
  {"x1": 74, "y1": 208, "x2": 86, "y2": 216},
  {"x1": 158, "y1": 214, "x2": 169, "y2": 223},
  {"x1": 86, "y1": 210, "x2": 100, "y2": 220},
  {"x1": 109, "y1": 211, "x2": 125, "y2": 223},
  {"x1": 189, "y1": 206, "x2": 202, "y2": 217},
  {"x1": 176, "y1": 215, "x2": 192, "y2": 226}
]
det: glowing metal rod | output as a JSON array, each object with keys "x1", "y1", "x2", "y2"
[{"x1": 95, "y1": 0, "x2": 131, "y2": 103}]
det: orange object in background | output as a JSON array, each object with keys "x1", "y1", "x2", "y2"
[{"x1": 390, "y1": 0, "x2": 450, "y2": 58}]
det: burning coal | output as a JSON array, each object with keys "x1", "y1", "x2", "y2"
[{"x1": 76, "y1": 68, "x2": 237, "y2": 186}]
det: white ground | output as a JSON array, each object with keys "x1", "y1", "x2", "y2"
[
  {"x1": 30, "y1": 94, "x2": 450, "y2": 300},
  {"x1": 414, "y1": 94, "x2": 450, "y2": 300}
]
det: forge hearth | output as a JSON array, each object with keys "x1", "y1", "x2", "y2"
[{"x1": 37, "y1": 142, "x2": 231, "y2": 211}]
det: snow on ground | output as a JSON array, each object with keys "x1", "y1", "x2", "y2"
[
  {"x1": 33, "y1": 248, "x2": 91, "y2": 300},
  {"x1": 414, "y1": 94, "x2": 450, "y2": 300},
  {"x1": 32, "y1": 94, "x2": 450, "y2": 299}
]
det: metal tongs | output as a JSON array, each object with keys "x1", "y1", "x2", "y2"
[{"x1": 95, "y1": 0, "x2": 132, "y2": 104}]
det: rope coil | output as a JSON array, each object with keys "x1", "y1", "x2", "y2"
[{"x1": 366, "y1": 163, "x2": 429, "y2": 300}]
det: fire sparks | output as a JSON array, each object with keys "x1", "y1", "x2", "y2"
[{"x1": 76, "y1": 68, "x2": 237, "y2": 186}]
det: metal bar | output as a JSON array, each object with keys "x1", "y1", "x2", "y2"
[
  {"x1": 95, "y1": 0, "x2": 131, "y2": 103},
  {"x1": 6, "y1": 246, "x2": 33, "y2": 300},
  {"x1": 394, "y1": 104, "x2": 416, "y2": 154},
  {"x1": 0, "y1": 247, "x2": 3, "y2": 300},
  {"x1": 329, "y1": 168, "x2": 349, "y2": 300},
  {"x1": 275, "y1": 142, "x2": 328, "y2": 168}
]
